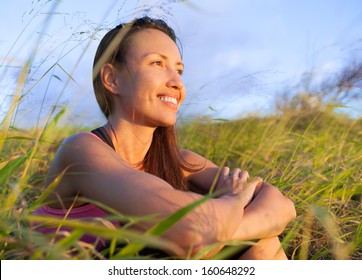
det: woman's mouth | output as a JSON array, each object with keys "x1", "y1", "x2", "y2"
[{"x1": 158, "y1": 95, "x2": 178, "y2": 105}]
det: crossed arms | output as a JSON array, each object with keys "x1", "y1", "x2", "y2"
[{"x1": 45, "y1": 133, "x2": 296, "y2": 257}]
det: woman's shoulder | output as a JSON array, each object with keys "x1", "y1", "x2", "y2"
[
  {"x1": 60, "y1": 131, "x2": 113, "y2": 152},
  {"x1": 62, "y1": 131, "x2": 101, "y2": 145},
  {"x1": 180, "y1": 149, "x2": 214, "y2": 167},
  {"x1": 54, "y1": 131, "x2": 116, "y2": 166},
  {"x1": 179, "y1": 149, "x2": 218, "y2": 180},
  {"x1": 179, "y1": 149, "x2": 203, "y2": 161}
]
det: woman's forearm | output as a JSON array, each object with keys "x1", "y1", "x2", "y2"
[{"x1": 232, "y1": 182, "x2": 296, "y2": 241}]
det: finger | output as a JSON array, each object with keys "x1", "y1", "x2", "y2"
[
  {"x1": 248, "y1": 176, "x2": 263, "y2": 186},
  {"x1": 230, "y1": 168, "x2": 242, "y2": 181},
  {"x1": 222, "y1": 167, "x2": 230, "y2": 180},
  {"x1": 239, "y1": 170, "x2": 249, "y2": 182}
]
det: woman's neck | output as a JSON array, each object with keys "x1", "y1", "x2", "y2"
[{"x1": 104, "y1": 117, "x2": 155, "y2": 168}]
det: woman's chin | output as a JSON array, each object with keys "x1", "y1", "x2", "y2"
[
  {"x1": 156, "y1": 115, "x2": 177, "y2": 127},
  {"x1": 159, "y1": 120, "x2": 177, "y2": 127}
]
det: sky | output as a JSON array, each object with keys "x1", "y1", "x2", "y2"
[{"x1": 0, "y1": 0, "x2": 361, "y2": 127}]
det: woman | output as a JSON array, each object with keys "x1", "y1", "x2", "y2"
[{"x1": 35, "y1": 16, "x2": 296, "y2": 259}]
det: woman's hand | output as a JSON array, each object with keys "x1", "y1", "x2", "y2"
[
  {"x1": 232, "y1": 181, "x2": 296, "y2": 241},
  {"x1": 214, "y1": 167, "x2": 263, "y2": 207}
]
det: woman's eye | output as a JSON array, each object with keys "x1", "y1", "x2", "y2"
[
  {"x1": 177, "y1": 69, "x2": 183, "y2": 75},
  {"x1": 152, "y1": 61, "x2": 162, "y2": 66}
]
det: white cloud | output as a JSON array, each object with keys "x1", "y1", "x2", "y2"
[{"x1": 213, "y1": 48, "x2": 245, "y2": 69}]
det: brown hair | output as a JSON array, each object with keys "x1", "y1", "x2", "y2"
[{"x1": 93, "y1": 16, "x2": 198, "y2": 191}]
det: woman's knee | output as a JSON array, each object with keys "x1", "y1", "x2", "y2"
[{"x1": 238, "y1": 237, "x2": 287, "y2": 260}]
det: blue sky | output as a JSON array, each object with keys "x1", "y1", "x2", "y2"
[{"x1": 1, "y1": 0, "x2": 361, "y2": 127}]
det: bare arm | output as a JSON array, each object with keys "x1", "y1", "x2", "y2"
[
  {"x1": 181, "y1": 149, "x2": 296, "y2": 242},
  {"x1": 232, "y1": 182, "x2": 296, "y2": 241},
  {"x1": 45, "y1": 133, "x2": 255, "y2": 257},
  {"x1": 180, "y1": 149, "x2": 221, "y2": 194}
]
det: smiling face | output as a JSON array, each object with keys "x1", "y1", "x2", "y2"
[{"x1": 110, "y1": 28, "x2": 186, "y2": 127}]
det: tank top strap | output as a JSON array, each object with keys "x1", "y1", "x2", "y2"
[{"x1": 91, "y1": 127, "x2": 115, "y2": 151}]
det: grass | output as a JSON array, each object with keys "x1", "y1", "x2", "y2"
[
  {"x1": 1, "y1": 106, "x2": 361, "y2": 259},
  {"x1": 0, "y1": 1, "x2": 361, "y2": 260},
  {"x1": 179, "y1": 109, "x2": 362, "y2": 259}
]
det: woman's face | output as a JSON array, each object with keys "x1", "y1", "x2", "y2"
[{"x1": 114, "y1": 28, "x2": 185, "y2": 127}]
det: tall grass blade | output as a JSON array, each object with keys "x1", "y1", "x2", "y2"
[
  {"x1": 117, "y1": 192, "x2": 215, "y2": 257},
  {"x1": 311, "y1": 206, "x2": 351, "y2": 259},
  {"x1": 0, "y1": 153, "x2": 29, "y2": 187},
  {"x1": 28, "y1": 169, "x2": 67, "y2": 210},
  {"x1": 26, "y1": 215, "x2": 179, "y2": 253}
]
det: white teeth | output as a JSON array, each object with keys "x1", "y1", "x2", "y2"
[{"x1": 159, "y1": 96, "x2": 177, "y2": 105}]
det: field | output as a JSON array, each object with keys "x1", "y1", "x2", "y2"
[
  {"x1": 0, "y1": 1, "x2": 361, "y2": 260},
  {"x1": 0, "y1": 102, "x2": 361, "y2": 259},
  {"x1": 179, "y1": 109, "x2": 362, "y2": 260}
]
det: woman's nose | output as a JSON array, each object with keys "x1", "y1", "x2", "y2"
[{"x1": 166, "y1": 70, "x2": 184, "y2": 90}]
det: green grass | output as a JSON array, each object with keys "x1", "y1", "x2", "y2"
[
  {"x1": 1, "y1": 107, "x2": 361, "y2": 259},
  {"x1": 0, "y1": 1, "x2": 361, "y2": 260},
  {"x1": 179, "y1": 109, "x2": 362, "y2": 259}
]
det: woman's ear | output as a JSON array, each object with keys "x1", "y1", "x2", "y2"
[{"x1": 100, "y1": 63, "x2": 120, "y2": 95}]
